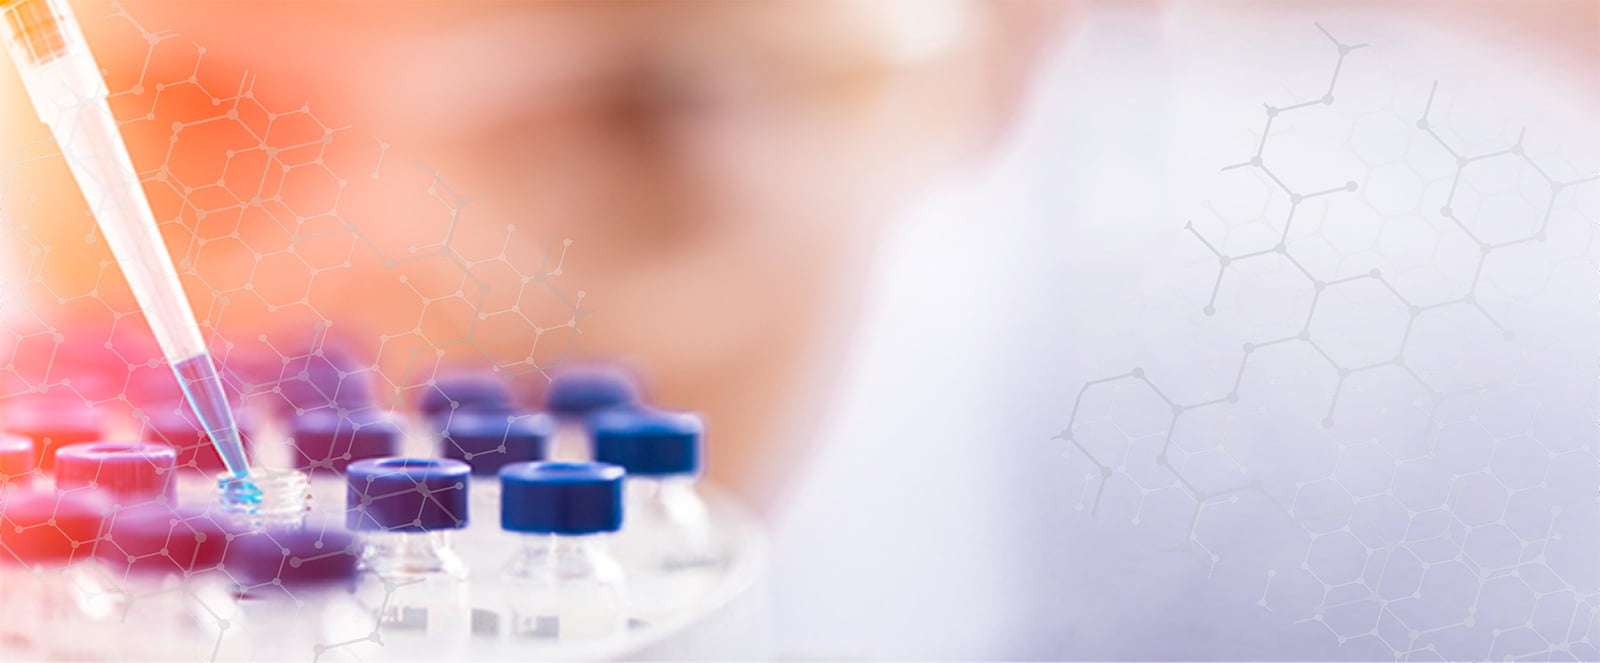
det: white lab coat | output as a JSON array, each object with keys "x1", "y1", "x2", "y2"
[{"x1": 772, "y1": 4, "x2": 1599, "y2": 659}]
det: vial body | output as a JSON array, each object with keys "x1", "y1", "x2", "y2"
[
  {"x1": 356, "y1": 530, "x2": 471, "y2": 648},
  {"x1": 113, "y1": 571, "x2": 234, "y2": 661},
  {"x1": 616, "y1": 476, "x2": 724, "y2": 619},
  {"x1": 499, "y1": 533, "x2": 626, "y2": 642},
  {"x1": 457, "y1": 475, "x2": 503, "y2": 576},
  {"x1": 232, "y1": 585, "x2": 376, "y2": 660},
  {"x1": 548, "y1": 419, "x2": 590, "y2": 462}
]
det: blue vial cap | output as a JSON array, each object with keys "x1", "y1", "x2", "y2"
[
  {"x1": 439, "y1": 411, "x2": 554, "y2": 476},
  {"x1": 545, "y1": 366, "x2": 639, "y2": 417},
  {"x1": 499, "y1": 462, "x2": 624, "y2": 535},
  {"x1": 289, "y1": 408, "x2": 402, "y2": 474},
  {"x1": 419, "y1": 373, "x2": 515, "y2": 420},
  {"x1": 346, "y1": 457, "x2": 470, "y2": 532},
  {"x1": 591, "y1": 408, "x2": 702, "y2": 477}
]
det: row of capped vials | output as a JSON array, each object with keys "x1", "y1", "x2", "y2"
[{"x1": 0, "y1": 365, "x2": 729, "y2": 660}]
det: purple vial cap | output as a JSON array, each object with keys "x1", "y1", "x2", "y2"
[
  {"x1": 0, "y1": 489, "x2": 110, "y2": 569},
  {"x1": 229, "y1": 517, "x2": 361, "y2": 592},
  {"x1": 438, "y1": 411, "x2": 554, "y2": 476},
  {"x1": 544, "y1": 366, "x2": 639, "y2": 417},
  {"x1": 275, "y1": 348, "x2": 373, "y2": 414},
  {"x1": 289, "y1": 408, "x2": 401, "y2": 474},
  {"x1": 346, "y1": 457, "x2": 470, "y2": 532},
  {"x1": 2, "y1": 399, "x2": 108, "y2": 470},
  {"x1": 418, "y1": 372, "x2": 515, "y2": 420},
  {"x1": 99, "y1": 505, "x2": 240, "y2": 576},
  {"x1": 54, "y1": 442, "x2": 177, "y2": 505}
]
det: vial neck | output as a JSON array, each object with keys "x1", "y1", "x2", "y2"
[
  {"x1": 518, "y1": 532, "x2": 611, "y2": 559},
  {"x1": 214, "y1": 469, "x2": 311, "y2": 529},
  {"x1": 627, "y1": 474, "x2": 698, "y2": 500},
  {"x1": 626, "y1": 475, "x2": 706, "y2": 523},
  {"x1": 362, "y1": 530, "x2": 465, "y2": 578}
]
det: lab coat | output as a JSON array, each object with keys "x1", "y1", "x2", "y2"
[{"x1": 773, "y1": 4, "x2": 1599, "y2": 659}]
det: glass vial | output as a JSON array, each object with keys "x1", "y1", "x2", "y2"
[
  {"x1": 436, "y1": 409, "x2": 551, "y2": 575},
  {"x1": 225, "y1": 517, "x2": 373, "y2": 661},
  {"x1": 592, "y1": 408, "x2": 724, "y2": 620},
  {"x1": 213, "y1": 467, "x2": 311, "y2": 529},
  {"x1": 346, "y1": 457, "x2": 473, "y2": 651},
  {"x1": 496, "y1": 461, "x2": 628, "y2": 642}
]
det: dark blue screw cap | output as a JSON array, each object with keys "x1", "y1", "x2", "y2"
[
  {"x1": 545, "y1": 366, "x2": 639, "y2": 417},
  {"x1": 590, "y1": 408, "x2": 703, "y2": 477},
  {"x1": 289, "y1": 408, "x2": 402, "y2": 474},
  {"x1": 419, "y1": 373, "x2": 515, "y2": 420},
  {"x1": 500, "y1": 462, "x2": 624, "y2": 535},
  {"x1": 439, "y1": 411, "x2": 554, "y2": 476},
  {"x1": 346, "y1": 457, "x2": 471, "y2": 532}
]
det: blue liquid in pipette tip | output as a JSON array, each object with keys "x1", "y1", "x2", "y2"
[{"x1": 172, "y1": 354, "x2": 256, "y2": 498}]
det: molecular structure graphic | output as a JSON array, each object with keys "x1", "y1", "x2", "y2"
[
  {"x1": 1055, "y1": 24, "x2": 1598, "y2": 660},
  {"x1": 0, "y1": 2, "x2": 587, "y2": 416},
  {"x1": 0, "y1": 2, "x2": 590, "y2": 661}
]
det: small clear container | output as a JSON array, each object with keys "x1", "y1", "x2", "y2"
[
  {"x1": 346, "y1": 457, "x2": 473, "y2": 649},
  {"x1": 591, "y1": 408, "x2": 725, "y2": 620},
  {"x1": 496, "y1": 461, "x2": 628, "y2": 643},
  {"x1": 213, "y1": 467, "x2": 311, "y2": 529},
  {"x1": 224, "y1": 517, "x2": 375, "y2": 660}
]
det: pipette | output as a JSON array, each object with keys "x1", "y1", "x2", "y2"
[{"x1": 0, "y1": 0, "x2": 254, "y2": 488}]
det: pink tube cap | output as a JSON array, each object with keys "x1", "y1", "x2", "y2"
[{"x1": 54, "y1": 442, "x2": 177, "y2": 505}]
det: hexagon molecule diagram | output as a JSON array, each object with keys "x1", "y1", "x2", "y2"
[
  {"x1": 1056, "y1": 23, "x2": 1598, "y2": 661},
  {"x1": 0, "y1": 5, "x2": 590, "y2": 661}
]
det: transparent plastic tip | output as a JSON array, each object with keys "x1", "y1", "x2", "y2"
[
  {"x1": 0, "y1": 0, "x2": 250, "y2": 485},
  {"x1": 1, "y1": 0, "x2": 76, "y2": 67},
  {"x1": 174, "y1": 354, "x2": 251, "y2": 479}
]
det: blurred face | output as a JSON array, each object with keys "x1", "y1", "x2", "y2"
[{"x1": 0, "y1": 0, "x2": 1026, "y2": 508}]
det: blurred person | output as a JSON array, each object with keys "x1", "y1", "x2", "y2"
[{"x1": 0, "y1": 0, "x2": 1065, "y2": 508}]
